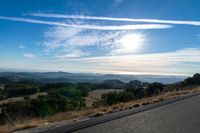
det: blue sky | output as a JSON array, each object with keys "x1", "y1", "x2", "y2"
[{"x1": 0, "y1": 0, "x2": 200, "y2": 75}]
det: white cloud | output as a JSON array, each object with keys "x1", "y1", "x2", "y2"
[
  {"x1": 23, "y1": 53, "x2": 37, "y2": 58},
  {"x1": 0, "y1": 16, "x2": 172, "y2": 30},
  {"x1": 19, "y1": 45, "x2": 25, "y2": 49},
  {"x1": 114, "y1": 0, "x2": 124, "y2": 6},
  {"x1": 73, "y1": 48, "x2": 200, "y2": 75},
  {"x1": 43, "y1": 27, "x2": 82, "y2": 51},
  {"x1": 31, "y1": 13, "x2": 200, "y2": 26},
  {"x1": 79, "y1": 48, "x2": 200, "y2": 65},
  {"x1": 42, "y1": 26, "x2": 146, "y2": 58},
  {"x1": 42, "y1": 26, "x2": 118, "y2": 58},
  {"x1": 55, "y1": 50, "x2": 87, "y2": 58}
]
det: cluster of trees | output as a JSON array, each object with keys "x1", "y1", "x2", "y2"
[
  {"x1": 182, "y1": 73, "x2": 200, "y2": 86},
  {"x1": 0, "y1": 90, "x2": 5, "y2": 100},
  {"x1": 166, "y1": 73, "x2": 200, "y2": 91},
  {"x1": 0, "y1": 94, "x2": 85, "y2": 124},
  {"x1": 0, "y1": 82, "x2": 94, "y2": 124},
  {"x1": 0, "y1": 80, "x2": 126, "y2": 100},
  {"x1": 6, "y1": 87, "x2": 39, "y2": 98},
  {"x1": 0, "y1": 81, "x2": 40, "y2": 99},
  {"x1": 0, "y1": 81, "x2": 96, "y2": 100},
  {"x1": 40, "y1": 82, "x2": 94, "y2": 97},
  {"x1": 100, "y1": 82, "x2": 164, "y2": 105},
  {"x1": 100, "y1": 73, "x2": 200, "y2": 106}
]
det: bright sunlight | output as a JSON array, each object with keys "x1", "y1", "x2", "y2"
[{"x1": 116, "y1": 33, "x2": 144, "y2": 54}]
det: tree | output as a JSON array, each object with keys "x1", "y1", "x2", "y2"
[
  {"x1": 125, "y1": 80, "x2": 143, "y2": 89},
  {"x1": 76, "y1": 83, "x2": 91, "y2": 97},
  {"x1": 101, "y1": 91, "x2": 120, "y2": 105},
  {"x1": 183, "y1": 73, "x2": 200, "y2": 85},
  {"x1": 146, "y1": 82, "x2": 164, "y2": 96}
]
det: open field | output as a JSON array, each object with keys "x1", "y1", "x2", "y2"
[
  {"x1": 1, "y1": 86, "x2": 200, "y2": 133},
  {"x1": 0, "y1": 92, "x2": 47, "y2": 105}
]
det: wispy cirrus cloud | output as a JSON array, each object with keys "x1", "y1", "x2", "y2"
[
  {"x1": 19, "y1": 45, "x2": 25, "y2": 49},
  {"x1": 78, "y1": 48, "x2": 200, "y2": 65},
  {"x1": 43, "y1": 26, "x2": 123, "y2": 58},
  {"x1": 55, "y1": 50, "x2": 87, "y2": 58},
  {"x1": 23, "y1": 53, "x2": 37, "y2": 58},
  {"x1": 0, "y1": 16, "x2": 172, "y2": 30},
  {"x1": 31, "y1": 13, "x2": 200, "y2": 26},
  {"x1": 73, "y1": 48, "x2": 200, "y2": 75}
]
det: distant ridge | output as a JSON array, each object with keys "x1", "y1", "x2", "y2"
[{"x1": 0, "y1": 72, "x2": 187, "y2": 84}]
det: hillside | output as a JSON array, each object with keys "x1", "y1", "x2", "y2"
[{"x1": 0, "y1": 72, "x2": 187, "y2": 84}]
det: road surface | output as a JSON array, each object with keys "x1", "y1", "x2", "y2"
[{"x1": 73, "y1": 94, "x2": 200, "y2": 133}]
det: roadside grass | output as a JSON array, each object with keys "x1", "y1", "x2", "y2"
[
  {"x1": 11, "y1": 124, "x2": 37, "y2": 132},
  {"x1": 0, "y1": 126, "x2": 8, "y2": 133},
  {"x1": 1, "y1": 87, "x2": 200, "y2": 132}
]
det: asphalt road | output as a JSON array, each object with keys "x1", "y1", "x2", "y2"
[{"x1": 73, "y1": 94, "x2": 200, "y2": 133}]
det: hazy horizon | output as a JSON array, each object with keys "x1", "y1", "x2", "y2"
[{"x1": 0, "y1": 68, "x2": 190, "y2": 77}]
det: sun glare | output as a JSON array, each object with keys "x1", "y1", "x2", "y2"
[{"x1": 117, "y1": 33, "x2": 144, "y2": 54}]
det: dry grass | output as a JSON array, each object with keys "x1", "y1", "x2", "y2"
[
  {"x1": 1, "y1": 87, "x2": 200, "y2": 132},
  {"x1": 0, "y1": 92, "x2": 47, "y2": 105},
  {"x1": 0, "y1": 126, "x2": 8, "y2": 133},
  {"x1": 88, "y1": 89, "x2": 122, "y2": 99},
  {"x1": 0, "y1": 118, "x2": 47, "y2": 133},
  {"x1": 85, "y1": 89, "x2": 122, "y2": 107},
  {"x1": 11, "y1": 124, "x2": 37, "y2": 132}
]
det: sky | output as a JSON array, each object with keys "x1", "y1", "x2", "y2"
[{"x1": 0, "y1": 0, "x2": 200, "y2": 76}]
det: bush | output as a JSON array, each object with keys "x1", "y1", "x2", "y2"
[
  {"x1": 133, "y1": 104, "x2": 140, "y2": 108},
  {"x1": 92, "y1": 112, "x2": 104, "y2": 117},
  {"x1": 145, "y1": 82, "x2": 164, "y2": 97},
  {"x1": 6, "y1": 87, "x2": 39, "y2": 98}
]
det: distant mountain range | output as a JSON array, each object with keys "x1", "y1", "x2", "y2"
[{"x1": 0, "y1": 71, "x2": 187, "y2": 84}]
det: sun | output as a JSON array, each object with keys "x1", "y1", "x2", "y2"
[{"x1": 117, "y1": 33, "x2": 144, "y2": 54}]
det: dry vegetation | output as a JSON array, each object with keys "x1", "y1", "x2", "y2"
[
  {"x1": 85, "y1": 89, "x2": 122, "y2": 107},
  {"x1": 1, "y1": 87, "x2": 200, "y2": 133},
  {"x1": 0, "y1": 92, "x2": 47, "y2": 105},
  {"x1": 88, "y1": 89, "x2": 122, "y2": 99}
]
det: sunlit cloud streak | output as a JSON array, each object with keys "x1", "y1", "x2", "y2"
[
  {"x1": 23, "y1": 53, "x2": 37, "y2": 58},
  {"x1": 0, "y1": 16, "x2": 172, "y2": 30},
  {"x1": 31, "y1": 13, "x2": 200, "y2": 26},
  {"x1": 76, "y1": 48, "x2": 200, "y2": 68}
]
